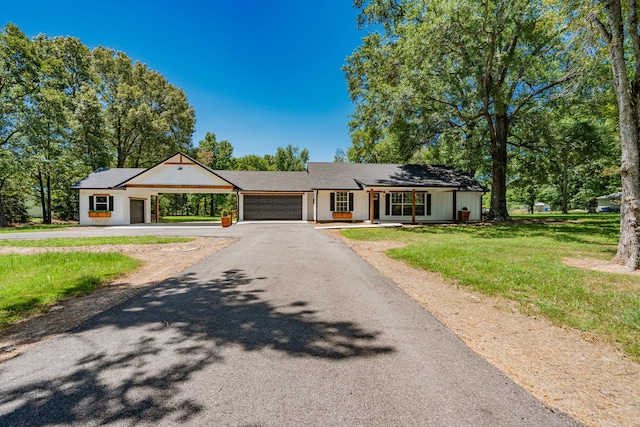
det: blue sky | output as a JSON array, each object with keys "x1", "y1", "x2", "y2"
[{"x1": 3, "y1": 1, "x2": 365, "y2": 162}]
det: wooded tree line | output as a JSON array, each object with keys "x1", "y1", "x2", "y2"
[
  {"x1": 0, "y1": 23, "x2": 195, "y2": 225},
  {"x1": 345, "y1": 0, "x2": 640, "y2": 268},
  {"x1": 0, "y1": 24, "x2": 310, "y2": 225},
  {"x1": 344, "y1": 0, "x2": 622, "y2": 218}
]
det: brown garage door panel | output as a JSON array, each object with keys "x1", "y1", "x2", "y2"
[
  {"x1": 244, "y1": 195, "x2": 302, "y2": 220},
  {"x1": 130, "y1": 199, "x2": 145, "y2": 224}
]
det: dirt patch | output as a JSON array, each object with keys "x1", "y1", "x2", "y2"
[
  {"x1": 325, "y1": 230, "x2": 640, "y2": 427},
  {"x1": 563, "y1": 257, "x2": 640, "y2": 277},
  {"x1": 0, "y1": 237, "x2": 235, "y2": 362}
]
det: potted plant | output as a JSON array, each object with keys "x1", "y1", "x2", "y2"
[
  {"x1": 221, "y1": 209, "x2": 232, "y2": 227},
  {"x1": 458, "y1": 206, "x2": 470, "y2": 222}
]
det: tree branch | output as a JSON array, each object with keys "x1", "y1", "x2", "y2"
[
  {"x1": 1, "y1": 129, "x2": 19, "y2": 147},
  {"x1": 629, "y1": 0, "x2": 640, "y2": 79},
  {"x1": 588, "y1": 9, "x2": 612, "y2": 43},
  {"x1": 509, "y1": 72, "x2": 576, "y2": 120}
]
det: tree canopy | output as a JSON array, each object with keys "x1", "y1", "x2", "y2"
[
  {"x1": 345, "y1": 0, "x2": 579, "y2": 220},
  {"x1": 0, "y1": 23, "x2": 195, "y2": 224}
]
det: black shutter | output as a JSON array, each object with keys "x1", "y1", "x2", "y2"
[
  {"x1": 109, "y1": 196, "x2": 114, "y2": 211},
  {"x1": 348, "y1": 193, "x2": 354, "y2": 211},
  {"x1": 89, "y1": 196, "x2": 94, "y2": 211},
  {"x1": 427, "y1": 193, "x2": 432, "y2": 215},
  {"x1": 330, "y1": 192, "x2": 335, "y2": 211},
  {"x1": 385, "y1": 194, "x2": 390, "y2": 216}
]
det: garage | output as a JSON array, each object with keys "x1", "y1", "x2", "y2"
[
  {"x1": 130, "y1": 199, "x2": 145, "y2": 224},
  {"x1": 243, "y1": 195, "x2": 302, "y2": 220}
]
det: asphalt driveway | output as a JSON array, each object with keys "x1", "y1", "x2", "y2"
[{"x1": 0, "y1": 223, "x2": 581, "y2": 426}]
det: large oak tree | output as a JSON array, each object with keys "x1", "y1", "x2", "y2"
[
  {"x1": 587, "y1": 0, "x2": 640, "y2": 268},
  {"x1": 344, "y1": 0, "x2": 576, "y2": 220}
]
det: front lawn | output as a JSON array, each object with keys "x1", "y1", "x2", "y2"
[
  {"x1": 0, "y1": 236, "x2": 192, "y2": 247},
  {"x1": 0, "y1": 252, "x2": 140, "y2": 327},
  {"x1": 341, "y1": 214, "x2": 640, "y2": 361},
  {"x1": 0, "y1": 224, "x2": 76, "y2": 234}
]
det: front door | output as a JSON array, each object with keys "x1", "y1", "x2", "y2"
[{"x1": 373, "y1": 193, "x2": 380, "y2": 220}]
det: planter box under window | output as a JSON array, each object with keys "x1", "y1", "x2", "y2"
[
  {"x1": 332, "y1": 212, "x2": 352, "y2": 219},
  {"x1": 89, "y1": 211, "x2": 111, "y2": 218}
]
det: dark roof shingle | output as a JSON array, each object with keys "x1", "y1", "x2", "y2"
[
  {"x1": 71, "y1": 168, "x2": 144, "y2": 189},
  {"x1": 71, "y1": 157, "x2": 487, "y2": 193}
]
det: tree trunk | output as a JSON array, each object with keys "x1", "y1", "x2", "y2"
[
  {"x1": 489, "y1": 115, "x2": 510, "y2": 221},
  {"x1": 602, "y1": 0, "x2": 640, "y2": 269},
  {"x1": 37, "y1": 170, "x2": 48, "y2": 224},
  {"x1": 0, "y1": 190, "x2": 6, "y2": 227},
  {"x1": 561, "y1": 165, "x2": 568, "y2": 214},
  {"x1": 46, "y1": 173, "x2": 52, "y2": 224}
]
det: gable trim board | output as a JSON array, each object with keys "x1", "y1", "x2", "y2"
[{"x1": 72, "y1": 152, "x2": 487, "y2": 225}]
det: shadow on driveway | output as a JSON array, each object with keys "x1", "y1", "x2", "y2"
[{"x1": 0, "y1": 269, "x2": 395, "y2": 425}]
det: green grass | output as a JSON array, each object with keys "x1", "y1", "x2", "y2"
[
  {"x1": 0, "y1": 252, "x2": 141, "y2": 327},
  {"x1": 341, "y1": 214, "x2": 640, "y2": 361},
  {"x1": 0, "y1": 236, "x2": 192, "y2": 247},
  {"x1": 161, "y1": 215, "x2": 221, "y2": 222},
  {"x1": 0, "y1": 223, "x2": 76, "y2": 233}
]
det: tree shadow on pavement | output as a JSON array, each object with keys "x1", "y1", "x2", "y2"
[{"x1": 0, "y1": 269, "x2": 395, "y2": 426}]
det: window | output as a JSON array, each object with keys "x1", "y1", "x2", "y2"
[
  {"x1": 90, "y1": 195, "x2": 113, "y2": 211},
  {"x1": 387, "y1": 192, "x2": 430, "y2": 216},
  {"x1": 330, "y1": 192, "x2": 354, "y2": 212},
  {"x1": 95, "y1": 196, "x2": 109, "y2": 211},
  {"x1": 415, "y1": 193, "x2": 425, "y2": 216},
  {"x1": 335, "y1": 192, "x2": 349, "y2": 212}
]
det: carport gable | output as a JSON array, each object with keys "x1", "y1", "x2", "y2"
[{"x1": 118, "y1": 153, "x2": 236, "y2": 193}]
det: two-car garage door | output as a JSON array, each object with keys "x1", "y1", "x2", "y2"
[{"x1": 243, "y1": 195, "x2": 302, "y2": 220}]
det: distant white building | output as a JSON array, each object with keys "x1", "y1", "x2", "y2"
[
  {"x1": 596, "y1": 192, "x2": 622, "y2": 212},
  {"x1": 533, "y1": 202, "x2": 550, "y2": 213}
]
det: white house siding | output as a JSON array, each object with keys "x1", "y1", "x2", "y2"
[
  {"x1": 79, "y1": 188, "x2": 152, "y2": 226},
  {"x1": 455, "y1": 192, "x2": 483, "y2": 221},
  {"x1": 125, "y1": 160, "x2": 233, "y2": 192},
  {"x1": 305, "y1": 192, "x2": 315, "y2": 221},
  {"x1": 315, "y1": 190, "x2": 370, "y2": 222},
  {"x1": 375, "y1": 189, "x2": 482, "y2": 223}
]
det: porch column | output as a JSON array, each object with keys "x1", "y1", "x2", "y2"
[
  {"x1": 369, "y1": 191, "x2": 375, "y2": 224},
  {"x1": 411, "y1": 189, "x2": 416, "y2": 225},
  {"x1": 452, "y1": 190, "x2": 458, "y2": 223},
  {"x1": 155, "y1": 195, "x2": 159, "y2": 223}
]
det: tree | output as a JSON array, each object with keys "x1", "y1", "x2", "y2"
[
  {"x1": 235, "y1": 154, "x2": 269, "y2": 171},
  {"x1": 195, "y1": 132, "x2": 235, "y2": 216},
  {"x1": 0, "y1": 24, "x2": 38, "y2": 225},
  {"x1": 586, "y1": 0, "x2": 640, "y2": 269},
  {"x1": 334, "y1": 148, "x2": 348, "y2": 163},
  {"x1": 196, "y1": 132, "x2": 235, "y2": 170},
  {"x1": 273, "y1": 144, "x2": 309, "y2": 171},
  {"x1": 345, "y1": 0, "x2": 576, "y2": 220},
  {"x1": 92, "y1": 47, "x2": 195, "y2": 168}
]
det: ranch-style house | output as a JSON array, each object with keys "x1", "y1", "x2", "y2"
[{"x1": 72, "y1": 152, "x2": 487, "y2": 225}]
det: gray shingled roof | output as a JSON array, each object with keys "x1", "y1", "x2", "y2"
[
  {"x1": 71, "y1": 157, "x2": 487, "y2": 193},
  {"x1": 215, "y1": 170, "x2": 314, "y2": 192},
  {"x1": 307, "y1": 163, "x2": 487, "y2": 192},
  {"x1": 71, "y1": 168, "x2": 145, "y2": 189}
]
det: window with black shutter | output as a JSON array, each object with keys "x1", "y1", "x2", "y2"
[
  {"x1": 90, "y1": 195, "x2": 113, "y2": 211},
  {"x1": 331, "y1": 192, "x2": 351, "y2": 212}
]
